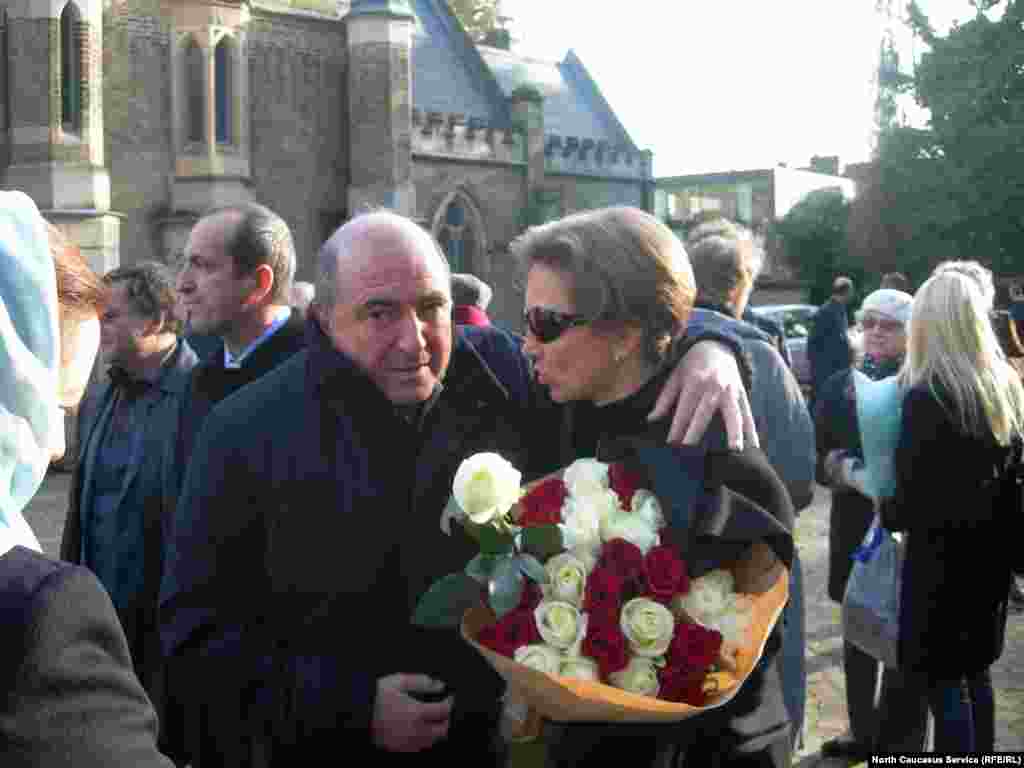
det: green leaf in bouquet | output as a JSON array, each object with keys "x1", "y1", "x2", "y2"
[
  {"x1": 411, "y1": 572, "x2": 482, "y2": 628},
  {"x1": 488, "y1": 557, "x2": 525, "y2": 619},
  {"x1": 516, "y1": 553, "x2": 548, "y2": 584},
  {"x1": 440, "y1": 496, "x2": 465, "y2": 536},
  {"x1": 521, "y1": 524, "x2": 563, "y2": 561},
  {"x1": 473, "y1": 522, "x2": 516, "y2": 555},
  {"x1": 465, "y1": 553, "x2": 505, "y2": 584}
]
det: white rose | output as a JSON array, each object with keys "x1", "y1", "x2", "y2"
[
  {"x1": 620, "y1": 597, "x2": 675, "y2": 658},
  {"x1": 559, "y1": 655, "x2": 601, "y2": 681},
  {"x1": 602, "y1": 512, "x2": 660, "y2": 555},
  {"x1": 562, "y1": 458, "x2": 609, "y2": 498},
  {"x1": 674, "y1": 569, "x2": 733, "y2": 625},
  {"x1": 631, "y1": 490, "x2": 666, "y2": 530},
  {"x1": 610, "y1": 657, "x2": 661, "y2": 697},
  {"x1": 452, "y1": 452, "x2": 522, "y2": 526},
  {"x1": 559, "y1": 496, "x2": 603, "y2": 566},
  {"x1": 534, "y1": 600, "x2": 584, "y2": 651},
  {"x1": 514, "y1": 644, "x2": 563, "y2": 675},
  {"x1": 545, "y1": 553, "x2": 588, "y2": 607}
]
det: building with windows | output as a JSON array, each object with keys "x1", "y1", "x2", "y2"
[{"x1": 0, "y1": 0, "x2": 652, "y2": 327}]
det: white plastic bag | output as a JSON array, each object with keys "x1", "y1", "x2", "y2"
[{"x1": 841, "y1": 514, "x2": 903, "y2": 669}]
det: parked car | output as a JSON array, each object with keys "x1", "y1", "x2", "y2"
[
  {"x1": 750, "y1": 303, "x2": 863, "y2": 398},
  {"x1": 750, "y1": 304, "x2": 816, "y2": 393}
]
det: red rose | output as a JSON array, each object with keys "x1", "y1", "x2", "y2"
[
  {"x1": 517, "y1": 476, "x2": 568, "y2": 527},
  {"x1": 582, "y1": 622, "x2": 630, "y2": 680},
  {"x1": 582, "y1": 566, "x2": 624, "y2": 620},
  {"x1": 643, "y1": 545, "x2": 690, "y2": 604},
  {"x1": 477, "y1": 608, "x2": 541, "y2": 658},
  {"x1": 658, "y1": 664, "x2": 709, "y2": 706},
  {"x1": 608, "y1": 463, "x2": 644, "y2": 510},
  {"x1": 597, "y1": 538, "x2": 646, "y2": 596},
  {"x1": 517, "y1": 580, "x2": 544, "y2": 612},
  {"x1": 667, "y1": 621, "x2": 723, "y2": 673}
]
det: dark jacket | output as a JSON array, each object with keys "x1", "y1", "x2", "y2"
[
  {"x1": 742, "y1": 307, "x2": 793, "y2": 369},
  {"x1": 691, "y1": 306, "x2": 815, "y2": 511},
  {"x1": 880, "y1": 385, "x2": 1015, "y2": 680},
  {"x1": 814, "y1": 366, "x2": 877, "y2": 602},
  {"x1": 0, "y1": 546, "x2": 172, "y2": 767},
  {"x1": 61, "y1": 340, "x2": 198, "y2": 705},
  {"x1": 161, "y1": 308, "x2": 307, "y2": 545},
  {"x1": 807, "y1": 298, "x2": 852, "y2": 394},
  {"x1": 159, "y1": 322, "x2": 541, "y2": 766},
  {"x1": 546, "y1": 368, "x2": 795, "y2": 766}
]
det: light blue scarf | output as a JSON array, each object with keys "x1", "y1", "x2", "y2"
[
  {"x1": 853, "y1": 370, "x2": 904, "y2": 501},
  {"x1": 0, "y1": 191, "x2": 61, "y2": 555}
]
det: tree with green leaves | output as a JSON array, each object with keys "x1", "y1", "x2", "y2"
[
  {"x1": 774, "y1": 188, "x2": 869, "y2": 306},
  {"x1": 857, "y1": 1, "x2": 1024, "y2": 286},
  {"x1": 447, "y1": 0, "x2": 502, "y2": 41}
]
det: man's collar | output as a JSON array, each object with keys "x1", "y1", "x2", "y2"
[{"x1": 224, "y1": 307, "x2": 292, "y2": 369}]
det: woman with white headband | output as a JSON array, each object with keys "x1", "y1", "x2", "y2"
[{"x1": 814, "y1": 287, "x2": 928, "y2": 760}]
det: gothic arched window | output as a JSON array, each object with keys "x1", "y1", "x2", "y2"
[
  {"x1": 60, "y1": 2, "x2": 82, "y2": 133},
  {"x1": 214, "y1": 37, "x2": 232, "y2": 144},
  {"x1": 184, "y1": 37, "x2": 204, "y2": 144},
  {"x1": 438, "y1": 198, "x2": 470, "y2": 273}
]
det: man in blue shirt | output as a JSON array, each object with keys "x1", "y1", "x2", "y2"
[{"x1": 60, "y1": 261, "x2": 199, "y2": 758}]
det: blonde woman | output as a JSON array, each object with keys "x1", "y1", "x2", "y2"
[{"x1": 878, "y1": 266, "x2": 1024, "y2": 752}]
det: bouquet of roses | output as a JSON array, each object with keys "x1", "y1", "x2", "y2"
[{"x1": 413, "y1": 451, "x2": 789, "y2": 728}]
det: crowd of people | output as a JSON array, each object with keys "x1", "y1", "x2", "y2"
[{"x1": 0, "y1": 187, "x2": 1021, "y2": 766}]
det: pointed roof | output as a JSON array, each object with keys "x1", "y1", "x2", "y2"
[
  {"x1": 479, "y1": 46, "x2": 636, "y2": 150},
  {"x1": 410, "y1": 0, "x2": 511, "y2": 126}
]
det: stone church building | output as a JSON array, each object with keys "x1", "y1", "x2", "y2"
[{"x1": 0, "y1": 0, "x2": 653, "y2": 326}]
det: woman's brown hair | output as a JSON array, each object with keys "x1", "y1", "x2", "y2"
[
  {"x1": 514, "y1": 206, "x2": 695, "y2": 366},
  {"x1": 46, "y1": 223, "x2": 107, "y2": 371}
]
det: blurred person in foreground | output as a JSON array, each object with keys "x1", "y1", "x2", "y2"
[
  {"x1": 815, "y1": 288, "x2": 928, "y2": 760},
  {"x1": 874, "y1": 267, "x2": 1024, "y2": 752},
  {"x1": 0, "y1": 191, "x2": 172, "y2": 766}
]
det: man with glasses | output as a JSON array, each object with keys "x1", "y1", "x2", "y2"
[{"x1": 60, "y1": 261, "x2": 199, "y2": 757}]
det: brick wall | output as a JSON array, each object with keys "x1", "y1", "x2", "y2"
[
  {"x1": 248, "y1": 11, "x2": 347, "y2": 278},
  {"x1": 104, "y1": 0, "x2": 173, "y2": 264}
]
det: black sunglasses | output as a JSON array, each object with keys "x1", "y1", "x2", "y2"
[{"x1": 523, "y1": 306, "x2": 588, "y2": 343}]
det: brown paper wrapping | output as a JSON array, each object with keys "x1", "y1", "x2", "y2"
[{"x1": 461, "y1": 541, "x2": 789, "y2": 725}]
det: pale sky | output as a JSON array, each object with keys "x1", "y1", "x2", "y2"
[{"x1": 501, "y1": 0, "x2": 982, "y2": 177}]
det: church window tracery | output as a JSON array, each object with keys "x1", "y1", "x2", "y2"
[
  {"x1": 184, "y1": 37, "x2": 204, "y2": 144},
  {"x1": 215, "y1": 37, "x2": 232, "y2": 144},
  {"x1": 60, "y1": 2, "x2": 82, "y2": 134},
  {"x1": 434, "y1": 191, "x2": 487, "y2": 275}
]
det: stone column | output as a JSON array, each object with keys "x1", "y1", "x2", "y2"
[
  {"x1": 346, "y1": 0, "x2": 416, "y2": 217},
  {"x1": 509, "y1": 86, "x2": 545, "y2": 200},
  {"x1": 1, "y1": 0, "x2": 119, "y2": 273}
]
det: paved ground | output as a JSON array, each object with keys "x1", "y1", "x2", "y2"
[{"x1": 25, "y1": 471, "x2": 1024, "y2": 762}]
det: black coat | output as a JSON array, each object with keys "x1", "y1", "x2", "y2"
[
  {"x1": 545, "y1": 369, "x2": 795, "y2": 766},
  {"x1": 808, "y1": 299, "x2": 852, "y2": 394},
  {"x1": 814, "y1": 366, "x2": 877, "y2": 602},
  {"x1": 880, "y1": 385, "x2": 1015, "y2": 680},
  {"x1": 159, "y1": 322, "x2": 543, "y2": 766},
  {"x1": 60, "y1": 340, "x2": 199, "y2": 713},
  {"x1": 0, "y1": 547, "x2": 172, "y2": 767}
]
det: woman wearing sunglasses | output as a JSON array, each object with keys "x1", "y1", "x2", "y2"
[{"x1": 515, "y1": 206, "x2": 795, "y2": 768}]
